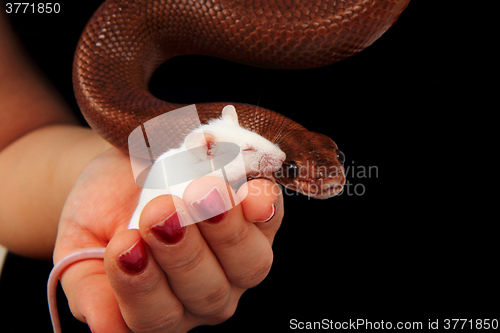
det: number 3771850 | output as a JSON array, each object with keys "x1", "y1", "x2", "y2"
[
  {"x1": 443, "y1": 319, "x2": 498, "y2": 330},
  {"x1": 5, "y1": 3, "x2": 60, "y2": 14}
]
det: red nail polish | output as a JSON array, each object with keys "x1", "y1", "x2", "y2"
[
  {"x1": 191, "y1": 187, "x2": 228, "y2": 223},
  {"x1": 118, "y1": 240, "x2": 148, "y2": 275},
  {"x1": 151, "y1": 211, "x2": 186, "y2": 244}
]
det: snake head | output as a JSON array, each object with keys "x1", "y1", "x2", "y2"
[{"x1": 274, "y1": 131, "x2": 345, "y2": 199}]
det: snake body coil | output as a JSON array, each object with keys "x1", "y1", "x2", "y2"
[{"x1": 73, "y1": 0, "x2": 410, "y2": 198}]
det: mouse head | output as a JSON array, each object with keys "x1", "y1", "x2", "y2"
[{"x1": 184, "y1": 105, "x2": 286, "y2": 178}]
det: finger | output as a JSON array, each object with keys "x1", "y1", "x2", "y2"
[
  {"x1": 237, "y1": 178, "x2": 284, "y2": 245},
  {"x1": 138, "y1": 194, "x2": 237, "y2": 324},
  {"x1": 54, "y1": 232, "x2": 130, "y2": 332},
  {"x1": 104, "y1": 228, "x2": 187, "y2": 333},
  {"x1": 69, "y1": 269, "x2": 129, "y2": 333},
  {"x1": 182, "y1": 177, "x2": 274, "y2": 290}
]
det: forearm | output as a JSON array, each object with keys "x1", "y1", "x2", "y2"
[
  {"x1": 0, "y1": 7, "x2": 106, "y2": 259},
  {"x1": 0, "y1": 7, "x2": 78, "y2": 151},
  {"x1": 0, "y1": 125, "x2": 112, "y2": 259}
]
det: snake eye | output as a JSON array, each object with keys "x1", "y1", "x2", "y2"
[
  {"x1": 336, "y1": 149, "x2": 345, "y2": 165},
  {"x1": 285, "y1": 161, "x2": 298, "y2": 179}
]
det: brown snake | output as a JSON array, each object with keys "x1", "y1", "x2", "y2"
[{"x1": 73, "y1": 0, "x2": 410, "y2": 198}]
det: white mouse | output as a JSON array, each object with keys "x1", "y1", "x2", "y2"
[{"x1": 128, "y1": 105, "x2": 286, "y2": 229}]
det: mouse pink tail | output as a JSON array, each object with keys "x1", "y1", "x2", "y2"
[{"x1": 47, "y1": 248, "x2": 106, "y2": 333}]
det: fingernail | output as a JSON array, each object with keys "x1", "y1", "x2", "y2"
[
  {"x1": 118, "y1": 240, "x2": 148, "y2": 275},
  {"x1": 190, "y1": 186, "x2": 228, "y2": 223},
  {"x1": 255, "y1": 204, "x2": 276, "y2": 223},
  {"x1": 151, "y1": 211, "x2": 186, "y2": 244}
]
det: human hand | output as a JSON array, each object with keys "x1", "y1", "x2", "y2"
[{"x1": 53, "y1": 148, "x2": 283, "y2": 332}]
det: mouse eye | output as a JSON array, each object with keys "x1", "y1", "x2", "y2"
[
  {"x1": 285, "y1": 161, "x2": 298, "y2": 179},
  {"x1": 335, "y1": 149, "x2": 345, "y2": 165},
  {"x1": 242, "y1": 146, "x2": 256, "y2": 152},
  {"x1": 206, "y1": 141, "x2": 217, "y2": 156}
]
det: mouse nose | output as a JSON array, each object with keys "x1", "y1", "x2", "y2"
[{"x1": 261, "y1": 154, "x2": 284, "y2": 172}]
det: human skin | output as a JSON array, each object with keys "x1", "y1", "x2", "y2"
[
  {"x1": 54, "y1": 147, "x2": 283, "y2": 332},
  {"x1": 0, "y1": 6, "x2": 285, "y2": 331},
  {"x1": 0, "y1": 6, "x2": 98, "y2": 258}
]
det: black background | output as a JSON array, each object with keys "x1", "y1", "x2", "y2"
[{"x1": 1, "y1": 1, "x2": 496, "y2": 332}]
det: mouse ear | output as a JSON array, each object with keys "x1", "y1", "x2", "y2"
[
  {"x1": 184, "y1": 130, "x2": 215, "y2": 160},
  {"x1": 221, "y1": 105, "x2": 239, "y2": 125}
]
